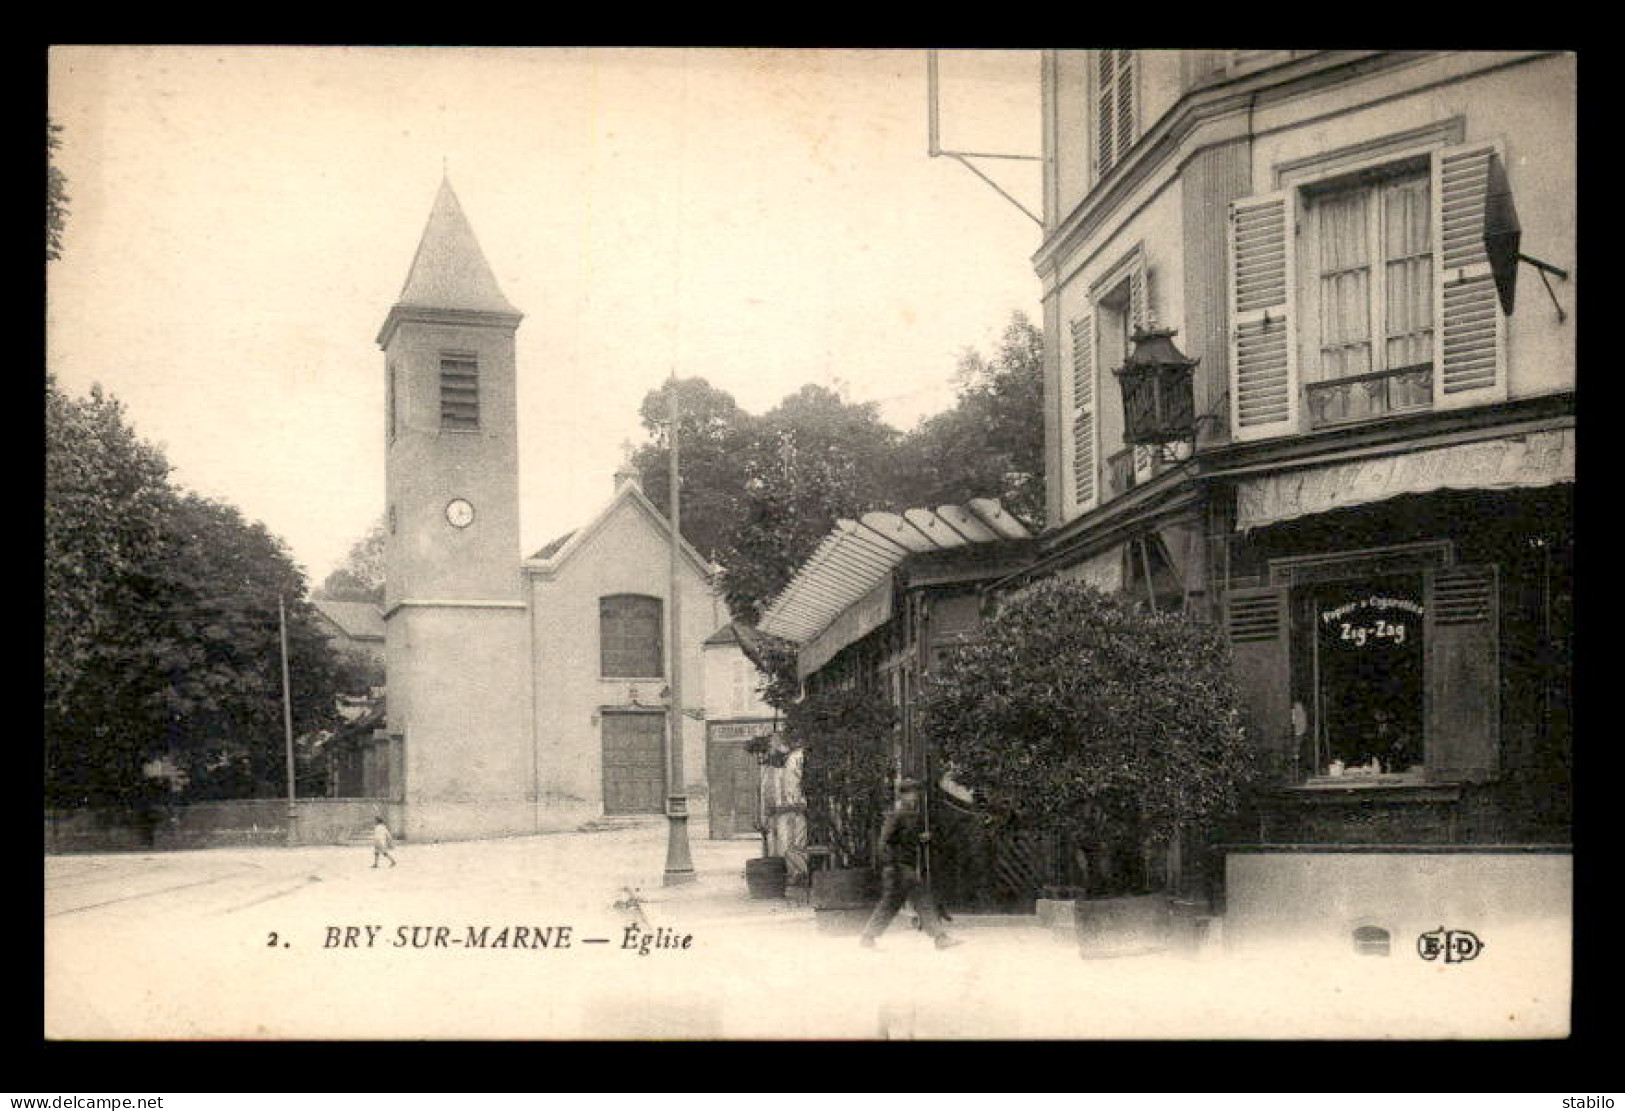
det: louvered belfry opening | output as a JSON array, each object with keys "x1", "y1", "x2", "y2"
[{"x1": 439, "y1": 355, "x2": 479, "y2": 430}]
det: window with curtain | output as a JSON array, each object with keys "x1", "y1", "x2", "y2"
[
  {"x1": 1313, "y1": 170, "x2": 1434, "y2": 381},
  {"x1": 600, "y1": 594, "x2": 663, "y2": 678}
]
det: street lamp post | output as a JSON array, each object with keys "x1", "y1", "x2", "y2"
[{"x1": 663, "y1": 374, "x2": 696, "y2": 886}]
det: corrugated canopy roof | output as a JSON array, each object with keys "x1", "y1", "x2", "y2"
[{"x1": 757, "y1": 499, "x2": 1031, "y2": 644}]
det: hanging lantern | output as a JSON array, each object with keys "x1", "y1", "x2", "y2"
[{"x1": 1113, "y1": 327, "x2": 1198, "y2": 445}]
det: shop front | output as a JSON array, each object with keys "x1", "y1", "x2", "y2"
[
  {"x1": 1213, "y1": 441, "x2": 1573, "y2": 952},
  {"x1": 1221, "y1": 470, "x2": 1572, "y2": 845}
]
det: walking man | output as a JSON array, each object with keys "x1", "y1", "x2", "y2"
[
  {"x1": 371, "y1": 815, "x2": 397, "y2": 868},
  {"x1": 859, "y1": 778, "x2": 959, "y2": 950}
]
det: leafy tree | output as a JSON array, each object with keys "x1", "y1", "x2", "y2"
[
  {"x1": 892, "y1": 311, "x2": 1046, "y2": 529},
  {"x1": 917, "y1": 580, "x2": 1257, "y2": 897},
  {"x1": 152, "y1": 494, "x2": 349, "y2": 797},
  {"x1": 46, "y1": 377, "x2": 351, "y2": 804},
  {"x1": 622, "y1": 313, "x2": 1045, "y2": 630},
  {"x1": 631, "y1": 378, "x2": 757, "y2": 563},
  {"x1": 717, "y1": 385, "x2": 899, "y2": 624},
  {"x1": 789, "y1": 684, "x2": 896, "y2": 869},
  {"x1": 46, "y1": 376, "x2": 177, "y2": 803},
  {"x1": 317, "y1": 517, "x2": 385, "y2": 604},
  {"x1": 47, "y1": 118, "x2": 69, "y2": 262}
]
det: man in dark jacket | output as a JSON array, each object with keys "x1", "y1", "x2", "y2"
[{"x1": 858, "y1": 778, "x2": 960, "y2": 950}]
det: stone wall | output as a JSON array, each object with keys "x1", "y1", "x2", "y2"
[{"x1": 44, "y1": 798, "x2": 395, "y2": 853}]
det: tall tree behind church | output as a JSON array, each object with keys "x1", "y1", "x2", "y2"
[{"x1": 631, "y1": 377, "x2": 758, "y2": 564}]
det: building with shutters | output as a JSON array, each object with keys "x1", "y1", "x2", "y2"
[
  {"x1": 376, "y1": 179, "x2": 724, "y2": 841},
  {"x1": 1028, "y1": 51, "x2": 1573, "y2": 948}
]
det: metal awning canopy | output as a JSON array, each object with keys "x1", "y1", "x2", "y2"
[{"x1": 757, "y1": 499, "x2": 1032, "y2": 646}]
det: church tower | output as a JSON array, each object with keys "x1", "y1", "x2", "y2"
[{"x1": 377, "y1": 178, "x2": 535, "y2": 840}]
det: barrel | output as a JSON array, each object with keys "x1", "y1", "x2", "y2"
[{"x1": 745, "y1": 855, "x2": 788, "y2": 899}]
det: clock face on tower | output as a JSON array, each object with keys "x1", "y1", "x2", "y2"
[{"x1": 445, "y1": 498, "x2": 475, "y2": 528}]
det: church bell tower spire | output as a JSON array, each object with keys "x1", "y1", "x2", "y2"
[{"x1": 376, "y1": 178, "x2": 533, "y2": 842}]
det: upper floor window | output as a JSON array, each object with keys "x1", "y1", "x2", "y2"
[
  {"x1": 1095, "y1": 50, "x2": 1138, "y2": 178},
  {"x1": 1226, "y1": 141, "x2": 1507, "y2": 442},
  {"x1": 600, "y1": 594, "x2": 663, "y2": 678},
  {"x1": 1300, "y1": 165, "x2": 1437, "y2": 425},
  {"x1": 440, "y1": 355, "x2": 480, "y2": 430},
  {"x1": 1067, "y1": 246, "x2": 1148, "y2": 513}
]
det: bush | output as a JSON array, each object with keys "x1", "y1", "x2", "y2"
[
  {"x1": 918, "y1": 579, "x2": 1257, "y2": 896},
  {"x1": 789, "y1": 685, "x2": 895, "y2": 869}
]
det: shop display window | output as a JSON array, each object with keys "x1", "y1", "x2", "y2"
[{"x1": 1298, "y1": 573, "x2": 1425, "y2": 779}]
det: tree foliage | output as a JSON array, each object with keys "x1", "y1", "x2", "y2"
[
  {"x1": 627, "y1": 313, "x2": 1044, "y2": 631},
  {"x1": 45, "y1": 376, "x2": 353, "y2": 805},
  {"x1": 789, "y1": 684, "x2": 896, "y2": 869},
  {"x1": 892, "y1": 311, "x2": 1046, "y2": 529},
  {"x1": 631, "y1": 377, "x2": 756, "y2": 564},
  {"x1": 917, "y1": 580, "x2": 1257, "y2": 895},
  {"x1": 717, "y1": 385, "x2": 899, "y2": 625},
  {"x1": 47, "y1": 118, "x2": 69, "y2": 262},
  {"x1": 317, "y1": 517, "x2": 385, "y2": 604}
]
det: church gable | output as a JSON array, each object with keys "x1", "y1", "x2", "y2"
[{"x1": 527, "y1": 484, "x2": 712, "y2": 588}]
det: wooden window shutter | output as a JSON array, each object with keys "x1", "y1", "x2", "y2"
[
  {"x1": 1228, "y1": 191, "x2": 1299, "y2": 441},
  {"x1": 1424, "y1": 564, "x2": 1500, "y2": 783},
  {"x1": 1070, "y1": 313, "x2": 1098, "y2": 509},
  {"x1": 1096, "y1": 51, "x2": 1117, "y2": 175},
  {"x1": 1115, "y1": 49, "x2": 1136, "y2": 163},
  {"x1": 1096, "y1": 50, "x2": 1138, "y2": 176},
  {"x1": 1129, "y1": 251, "x2": 1149, "y2": 332},
  {"x1": 1432, "y1": 142, "x2": 1508, "y2": 409},
  {"x1": 1224, "y1": 585, "x2": 1293, "y2": 778}
]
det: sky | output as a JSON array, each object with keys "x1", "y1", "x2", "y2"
[{"x1": 47, "y1": 46, "x2": 1044, "y2": 586}]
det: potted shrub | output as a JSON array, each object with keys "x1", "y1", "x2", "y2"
[
  {"x1": 918, "y1": 579, "x2": 1257, "y2": 956},
  {"x1": 792, "y1": 685, "x2": 894, "y2": 934}
]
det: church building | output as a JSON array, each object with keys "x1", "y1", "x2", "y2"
[{"x1": 376, "y1": 179, "x2": 721, "y2": 841}]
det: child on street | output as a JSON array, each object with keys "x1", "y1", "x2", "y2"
[{"x1": 371, "y1": 815, "x2": 397, "y2": 868}]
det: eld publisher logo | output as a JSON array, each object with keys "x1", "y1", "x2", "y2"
[{"x1": 1417, "y1": 926, "x2": 1484, "y2": 963}]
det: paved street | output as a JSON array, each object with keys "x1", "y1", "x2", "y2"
[{"x1": 45, "y1": 820, "x2": 1569, "y2": 1039}]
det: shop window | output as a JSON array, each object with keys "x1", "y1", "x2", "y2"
[
  {"x1": 1225, "y1": 548, "x2": 1500, "y2": 786},
  {"x1": 1298, "y1": 574, "x2": 1426, "y2": 778}
]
